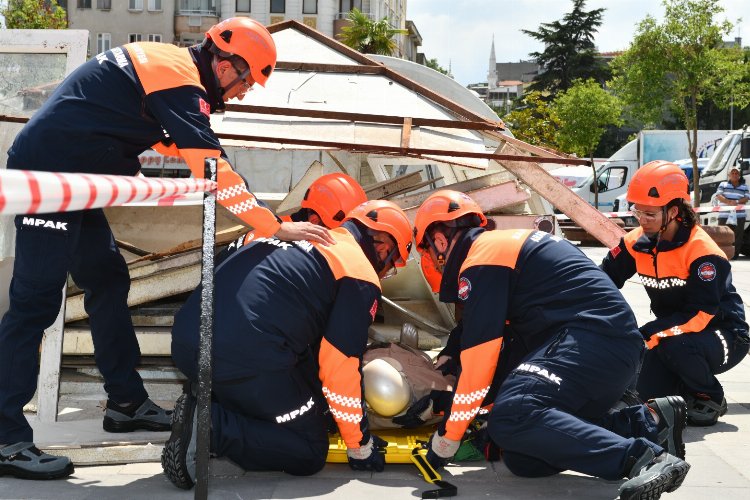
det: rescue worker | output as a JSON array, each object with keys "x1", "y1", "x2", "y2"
[
  {"x1": 0, "y1": 18, "x2": 333, "y2": 480},
  {"x1": 221, "y1": 172, "x2": 367, "y2": 260},
  {"x1": 164, "y1": 200, "x2": 413, "y2": 489},
  {"x1": 601, "y1": 161, "x2": 749, "y2": 426},
  {"x1": 413, "y1": 190, "x2": 691, "y2": 500}
]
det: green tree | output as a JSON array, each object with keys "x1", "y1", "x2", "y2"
[
  {"x1": 521, "y1": 0, "x2": 609, "y2": 98},
  {"x1": 503, "y1": 91, "x2": 561, "y2": 148},
  {"x1": 2, "y1": 0, "x2": 67, "y2": 29},
  {"x1": 610, "y1": 0, "x2": 750, "y2": 206},
  {"x1": 425, "y1": 57, "x2": 448, "y2": 76},
  {"x1": 337, "y1": 8, "x2": 407, "y2": 56},
  {"x1": 553, "y1": 79, "x2": 623, "y2": 208}
]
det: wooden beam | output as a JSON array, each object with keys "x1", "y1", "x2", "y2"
[
  {"x1": 215, "y1": 131, "x2": 590, "y2": 166},
  {"x1": 400, "y1": 117, "x2": 412, "y2": 149},
  {"x1": 401, "y1": 181, "x2": 530, "y2": 223},
  {"x1": 391, "y1": 173, "x2": 523, "y2": 209},
  {"x1": 224, "y1": 104, "x2": 505, "y2": 132},
  {"x1": 276, "y1": 61, "x2": 384, "y2": 74},
  {"x1": 492, "y1": 142, "x2": 626, "y2": 249},
  {"x1": 363, "y1": 172, "x2": 422, "y2": 199}
]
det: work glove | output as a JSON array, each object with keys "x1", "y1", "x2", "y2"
[
  {"x1": 347, "y1": 435, "x2": 387, "y2": 472},
  {"x1": 425, "y1": 431, "x2": 461, "y2": 470},
  {"x1": 434, "y1": 355, "x2": 458, "y2": 376},
  {"x1": 392, "y1": 394, "x2": 434, "y2": 428}
]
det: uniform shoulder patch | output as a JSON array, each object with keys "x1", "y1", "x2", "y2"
[
  {"x1": 697, "y1": 262, "x2": 717, "y2": 282},
  {"x1": 458, "y1": 276, "x2": 472, "y2": 301},
  {"x1": 610, "y1": 246, "x2": 621, "y2": 258},
  {"x1": 198, "y1": 98, "x2": 211, "y2": 118}
]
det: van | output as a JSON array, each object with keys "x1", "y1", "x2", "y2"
[{"x1": 551, "y1": 130, "x2": 727, "y2": 211}]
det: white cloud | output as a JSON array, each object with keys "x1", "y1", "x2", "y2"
[{"x1": 408, "y1": 0, "x2": 747, "y2": 85}]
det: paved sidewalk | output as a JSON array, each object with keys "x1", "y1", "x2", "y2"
[{"x1": 1, "y1": 249, "x2": 748, "y2": 500}]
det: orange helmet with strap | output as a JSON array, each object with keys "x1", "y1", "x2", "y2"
[
  {"x1": 345, "y1": 200, "x2": 413, "y2": 271},
  {"x1": 301, "y1": 173, "x2": 367, "y2": 229},
  {"x1": 413, "y1": 190, "x2": 487, "y2": 292},
  {"x1": 627, "y1": 160, "x2": 690, "y2": 206},
  {"x1": 205, "y1": 17, "x2": 276, "y2": 87}
]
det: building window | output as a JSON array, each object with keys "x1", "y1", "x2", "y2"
[
  {"x1": 148, "y1": 0, "x2": 162, "y2": 10},
  {"x1": 129, "y1": 0, "x2": 143, "y2": 10},
  {"x1": 129, "y1": 33, "x2": 143, "y2": 43},
  {"x1": 97, "y1": 33, "x2": 111, "y2": 54},
  {"x1": 236, "y1": 0, "x2": 250, "y2": 12},
  {"x1": 96, "y1": 0, "x2": 111, "y2": 9},
  {"x1": 303, "y1": 0, "x2": 317, "y2": 14},
  {"x1": 77, "y1": 0, "x2": 92, "y2": 8},
  {"x1": 340, "y1": 0, "x2": 361, "y2": 12},
  {"x1": 148, "y1": 34, "x2": 163, "y2": 42},
  {"x1": 270, "y1": 0, "x2": 285, "y2": 14}
]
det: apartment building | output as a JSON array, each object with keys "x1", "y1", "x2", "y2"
[
  {"x1": 216, "y1": 1, "x2": 411, "y2": 58},
  {"x1": 59, "y1": 1, "x2": 176, "y2": 56}
]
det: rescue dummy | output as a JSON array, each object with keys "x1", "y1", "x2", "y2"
[
  {"x1": 601, "y1": 161, "x2": 749, "y2": 426},
  {"x1": 412, "y1": 189, "x2": 691, "y2": 500},
  {"x1": 164, "y1": 200, "x2": 413, "y2": 489}
]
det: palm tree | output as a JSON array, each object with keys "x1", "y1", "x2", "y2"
[{"x1": 337, "y1": 8, "x2": 407, "y2": 56}]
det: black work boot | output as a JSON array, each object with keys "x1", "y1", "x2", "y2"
[
  {"x1": 619, "y1": 449, "x2": 690, "y2": 500},
  {"x1": 103, "y1": 398, "x2": 173, "y2": 432},
  {"x1": 686, "y1": 395, "x2": 727, "y2": 426},
  {"x1": 646, "y1": 396, "x2": 687, "y2": 459},
  {"x1": 161, "y1": 385, "x2": 198, "y2": 490}
]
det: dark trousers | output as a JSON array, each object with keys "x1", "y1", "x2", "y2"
[
  {"x1": 173, "y1": 344, "x2": 330, "y2": 476},
  {"x1": 637, "y1": 327, "x2": 750, "y2": 403},
  {"x1": 488, "y1": 328, "x2": 661, "y2": 481},
  {"x1": 0, "y1": 210, "x2": 146, "y2": 444}
]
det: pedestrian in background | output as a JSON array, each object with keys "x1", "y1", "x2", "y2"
[{"x1": 715, "y1": 165, "x2": 748, "y2": 259}]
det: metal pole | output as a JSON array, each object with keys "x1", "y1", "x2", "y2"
[{"x1": 194, "y1": 157, "x2": 217, "y2": 500}]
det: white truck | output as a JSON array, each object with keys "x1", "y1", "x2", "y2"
[{"x1": 550, "y1": 129, "x2": 728, "y2": 211}]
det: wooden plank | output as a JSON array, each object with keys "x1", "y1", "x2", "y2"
[
  {"x1": 492, "y1": 142, "x2": 625, "y2": 249},
  {"x1": 63, "y1": 326, "x2": 172, "y2": 356},
  {"x1": 402, "y1": 181, "x2": 531, "y2": 223},
  {"x1": 391, "y1": 173, "x2": 521, "y2": 209},
  {"x1": 380, "y1": 177, "x2": 443, "y2": 200},
  {"x1": 364, "y1": 171, "x2": 422, "y2": 199},
  {"x1": 275, "y1": 160, "x2": 324, "y2": 216},
  {"x1": 400, "y1": 117, "x2": 412, "y2": 149},
  {"x1": 115, "y1": 239, "x2": 151, "y2": 257},
  {"x1": 66, "y1": 263, "x2": 200, "y2": 323},
  {"x1": 37, "y1": 285, "x2": 66, "y2": 423},
  {"x1": 126, "y1": 225, "x2": 247, "y2": 265}
]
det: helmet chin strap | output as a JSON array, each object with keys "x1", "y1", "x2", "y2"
[{"x1": 646, "y1": 206, "x2": 676, "y2": 241}]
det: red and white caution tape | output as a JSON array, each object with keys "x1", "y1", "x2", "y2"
[
  {"x1": 0, "y1": 169, "x2": 216, "y2": 215},
  {"x1": 554, "y1": 205, "x2": 748, "y2": 221}
]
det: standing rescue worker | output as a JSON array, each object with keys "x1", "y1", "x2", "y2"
[
  {"x1": 164, "y1": 200, "x2": 413, "y2": 489},
  {"x1": 602, "y1": 161, "x2": 749, "y2": 426},
  {"x1": 0, "y1": 18, "x2": 332, "y2": 480},
  {"x1": 413, "y1": 190, "x2": 691, "y2": 500}
]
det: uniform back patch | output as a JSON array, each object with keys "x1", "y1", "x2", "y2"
[
  {"x1": 697, "y1": 262, "x2": 716, "y2": 281},
  {"x1": 458, "y1": 277, "x2": 471, "y2": 301}
]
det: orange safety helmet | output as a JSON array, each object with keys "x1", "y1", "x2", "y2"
[
  {"x1": 627, "y1": 161, "x2": 690, "y2": 206},
  {"x1": 205, "y1": 17, "x2": 276, "y2": 87},
  {"x1": 301, "y1": 173, "x2": 368, "y2": 229},
  {"x1": 414, "y1": 190, "x2": 487, "y2": 292},
  {"x1": 413, "y1": 190, "x2": 487, "y2": 247},
  {"x1": 345, "y1": 200, "x2": 413, "y2": 268}
]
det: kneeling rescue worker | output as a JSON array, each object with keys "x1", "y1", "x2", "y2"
[
  {"x1": 412, "y1": 190, "x2": 691, "y2": 500},
  {"x1": 601, "y1": 161, "x2": 749, "y2": 426},
  {"x1": 164, "y1": 200, "x2": 413, "y2": 488}
]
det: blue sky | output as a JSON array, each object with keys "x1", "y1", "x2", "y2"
[{"x1": 408, "y1": 0, "x2": 747, "y2": 86}]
